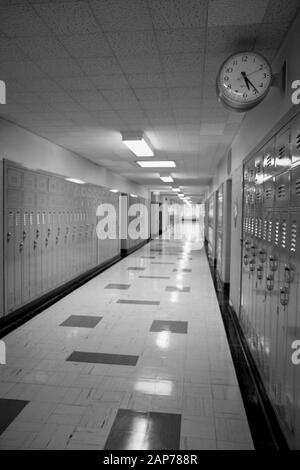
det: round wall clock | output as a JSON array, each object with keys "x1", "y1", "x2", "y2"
[{"x1": 216, "y1": 51, "x2": 272, "y2": 112}]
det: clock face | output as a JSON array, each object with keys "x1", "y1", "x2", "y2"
[{"x1": 216, "y1": 52, "x2": 272, "y2": 111}]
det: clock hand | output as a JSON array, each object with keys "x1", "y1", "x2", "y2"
[
  {"x1": 245, "y1": 76, "x2": 259, "y2": 94},
  {"x1": 237, "y1": 67, "x2": 265, "y2": 80},
  {"x1": 241, "y1": 72, "x2": 250, "y2": 90}
]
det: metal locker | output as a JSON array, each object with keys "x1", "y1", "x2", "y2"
[
  {"x1": 263, "y1": 137, "x2": 276, "y2": 180},
  {"x1": 22, "y1": 171, "x2": 36, "y2": 304},
  {"x1": 275, "y1": 127, "x2": 291, "y2": 174},
  {"x1": 216, "y1": 185, "x2": 223, "y2": 279},
  {"x1": 290, "y1": 112, "x2": 300, "y2": 165}
]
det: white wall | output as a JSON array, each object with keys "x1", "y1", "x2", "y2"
[{"x1": 0, "y1": 118, "x2": 149, "y2": 198}]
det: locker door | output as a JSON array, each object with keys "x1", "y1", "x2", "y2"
[
  {"x1": 5, "y1": 210, "x2": 15, "y2": 313},
  {"x1": 35, "y1": 210, "x2": 42, "y2": 295},
  {"x1": 23, "y1": 171, "x2": 36, "y2": 304},
  {"x1": 29, "y1": 210, "x2": 36, "y2": 300}
]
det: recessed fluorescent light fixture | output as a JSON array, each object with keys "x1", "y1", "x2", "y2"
[
  {"x1": 65, "y1": 178, "x2": 85, "y2": 184},
  {"x1": 121, "y1": 131, "x2": 153, "y2": 157},
  {"x1": 130, "y1": 194, "x2": 137, "y2": 198},
  {"x1": 172, "y1": 188, "x2": 180, "y2": 192},
  {"x1": 136, "y1": 161, "x2": 176, "y2": 168},
  {"x1": 110, "y1": 189, "x2": 119, "y2": 193},
  {"x1": 160, "y1": 176, "x2": 174, "y2": 183}
]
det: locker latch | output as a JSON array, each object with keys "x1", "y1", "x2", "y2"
[
  {"x1": 257, "y1": 265, "x2": 263, "y2": 280},
  {"x1": 249, "y1": 258, "x2": 256, "y2": 272},
  {"x1": 19, "y1": 242, "x2": 24, "y2": 252},
  {"x1": 45, "y1": 238, "x2": 49, "y2": 247},
  {"x1": 266, "y1": 274, "x2": 274, "y2": 291},
  {"x1": 280, "y1": 286, "x2": 289, "y2": 306},
  {"x1": 259, "y1": 249, "x2": 267, "y2": 263},
  {"x1": 36, "y1": 229, "x2": 40, "y2": 239},
  {"x1": 23, "y1": 230, "x2": 27, "y2": 241},
  {"x1": 7, "y1": 232, "x2": 12, "y2": 243},
  {"x1": 269, "y1": 256, "x2": 278, "y2": 272},
  {"x1": 244, "y1": 254, "x2": 249, "y2": 266},
  {"x1": 244, "y1": 239, "x2": 250, "y2": 251},
  {"x1": 251, "y1": 244, "x2": 257, "y2": 257},
  {"x1": 47, "y1": 228, "x2": 51, "y2": 237},
  {"x1": 33, "y1": 240, "x2": 37, "y2": 249},
  {"x1": 284, "y1": 264, "x2": 294, "y2": 284}
]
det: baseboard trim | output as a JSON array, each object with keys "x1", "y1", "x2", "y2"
[{"x1": 121, "y1": 238, "x2": 150, "y2": 257}]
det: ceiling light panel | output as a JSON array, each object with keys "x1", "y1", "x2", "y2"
[{"x1": 136, "y1": 161, "x2": 176, "y2": 168}]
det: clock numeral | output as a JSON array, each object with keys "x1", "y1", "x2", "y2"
[
  {"x1": 226, "y1": 67, "x2": 233, "y2": 73},
  {"x1": 233, "y1": 60, "x2": 238, "y2": 66},
  {"x1": 242, "y1": 56, "x2": 248, "y2": 62},
  {"x1": 224, "y1": 76, "x2": 229, "y2": 81},
  {"x1": 243, "y1": 92, "x2": 248, "y2": 98},
  {"x1": 259, "y1": 83, "x2": 264, "y2": 87}
]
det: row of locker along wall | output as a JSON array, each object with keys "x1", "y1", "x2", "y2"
[
  {"x1": 241, "y1": 111, "x2": 300, "y2": 449},
  {"x1": 205, "y1": 110, "x2": 300, "y2": 449},
  {"x1": 2, "y1": 159, "x2": 148, "y2": 319}
]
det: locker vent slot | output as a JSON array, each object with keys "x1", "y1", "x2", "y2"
[
  {"x1": 251, "y1": 217, "x2": 254, "y2": 235},
  {"x1": 296, "y1": 133, "x2": 300, "y2": 149},
  {"x1": 263, "y1": 219, "x2": 267, "y2": 240},
  {"x1": 291, "y1": 223, "x2": 297, "y2": 253},
  {"x1": 277, "y1": 184, "x2": 286, "y2": 199},
  {"x1": 267, "y1": 220, "x2": 272, "y2": 243},
  {"x1": 264, "y1": 153, "x2": 272, "y2": 168},
  {"x1": 256, "y1": 188, "x2": 263, "y2": 203},
  {"x1": 275, "y1": 220, "x2": 280, "y2": 245},
  {"x1": 278, "y1": 145, "x2": 286, "y2": 160},
  {"x1": 265, "y1": 187, "x2": 273, "y2": 200},
  {"x1": 295, "y1": 178, "x2": 300, "y2": 195},
  {"x1": 258, "y1": 218, "x2": 263, "y2": 238},
  {"x1": 281, "y1": 221, "x2": 287, "y2": 249},
  {"x1": 254, "y1": 218, "x2": 259, "y2": 237}
]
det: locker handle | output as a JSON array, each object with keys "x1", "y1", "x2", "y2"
[
  {"x1": 249, "y1": 258, "x2": 256, "y2": 272},
  {"x1": 23, "y1": 230, "x2": 27, "y2": 241},
  {"x1": 7, "y1": 232, "x2": 12, "y2": 242},
  {"x1": 47, "y1": 228, "x2": 51, "y2": 237},
  {"x1": 19, "y1": 242, "x2": 24, "y2": 252},
  {"x1": 56, "y1": 236, "x2": 59, "y2": 245},
  {"x1": 259, "y1": 249, "x2": 267, "y2": 263},
  {"x1": 243, "y1": 254, "x2": 249, "y2": 266},
  {"x1": 45, "y1": 238, "x2": 49, "y2": 247},
  {"x1": 33, "y1": 240, "x2": 37, "y2": 249},
  {"x1": 36, "y1": 229, "x2": 40, "y2": 239},
  {"x1": 257, "y1": 265, "x2": 263, "y2": 280},
  {"x1": 284, "y1": 265, "x2": 294, "y2": 284},
  {"x1": 269, "y1": 256, "x2": 278, "y2": 272},
  {"x1": 250, "y1": 245, "x2": 257, "y2": 257},
  {"x1": 266, "y1": 274, "x2": 274, "y2": 291},
  {"x1": 280, "y1": 286, "x2": 289, "y2": 306}
]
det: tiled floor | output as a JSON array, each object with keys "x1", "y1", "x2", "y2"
[{"x1": 0, "y1": 222, "x2": 254, "y2": 450}]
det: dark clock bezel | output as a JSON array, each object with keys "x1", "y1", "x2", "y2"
[{"x1": 216, "y1": 51, "x2": 272, "y2": 112}]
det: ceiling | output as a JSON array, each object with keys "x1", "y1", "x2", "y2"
[{"x1": 0, "y1": 0, "x2": 299, "y2": 201}]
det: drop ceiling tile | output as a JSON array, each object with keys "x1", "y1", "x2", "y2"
[
  {"x1": 262, "y1": 0, "x2": 300, "y2": 25},
  {"x1": 0, "y1": 39, "x2": 25, "y2": 61},
  {"x1": 208, "y1": 0, "x2": 268, "y2": 26},
  {"x1": 134, "y1": 87, "x2": 169, "y2": 102},
  {"x1": 9, "y1": 92, "x2": 44, "y2": 105},
  {"x1": 161, "y1": 53, "x2": 203, "y2": 73},
  {"x1": 156, "y1": 29, "x2": 205, "y2": 54},
  {"x1": 150, "y1": 0, "x2": 208, "y2": 29},
  {"x1": 41, "y1": 92, "x2": 76, "y2": 104},
  {"x1": 77, "y1": 57, "x2": 123, "y2": 75},
  {"x1": 207, "y1": 25, "x2": 258, "y2": 53},
  {"x1": 126, "y1": 73, "x2": 165, "y2": 88},
  {"x1": 56, "y1": 77, "x2": 95, "y2": 91},
  {"x1": 33, "y1": 1, "x2": 99, "y2": 35},
  {"x1": 0, "y1": 61, "x2": 45, "y2": 79},
  {"x1": 164, "y1": 72, "x2": 202, "y2": 87},
  {"x1": 140, "y1": 99, "x2": 172, "y2": 110},
  {"x1": 200, "y1": 123, "x2": 225, "y2": 135},
  {"x1": 89, "y1": 74, "x2": 130, "y2": 89},
  {"x1": 255, "y1": 22, "x2": 291, "y2": 50},
  {"x1": 90, "y1": 0, "x2": 152, "y2": 32},
  {"x1": 106, "y1": 31, "x2": 158, "y2": 56},
  {"x1": 0, "y1": 4, "x2": 51, "y2": 37},
  {"x1": 59, "y1": 33, "x2": 113, "y2": 58},
  {"x1": 0, "y1": 103, "x2": 32, "y2": 116},
  {"x1": 118, "y1": 55, "x2": 163, "y2": 74},
  {"x1": 20, "y1": 78, "x2": 64, "y2": 93},
  {"x1": 169, "y1": 87, "x2": 202, "y2": 100},
  {"x1": 37, "y1": 59, "x2": 84, "y2": 78},
  {"x1": 101, "y1": 88, "x2": 137, "y2": 103},
  {"x1": 16, "y1": 36, "x2": 69, "y2": 60}
]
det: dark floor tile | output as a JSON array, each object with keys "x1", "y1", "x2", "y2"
[
  {"x1": 165, "y1": 286, "x2": 191, "y2": 292},
  {"x1": 173, "y1": 269, "x2": 192, "y2": 273},
  {"x1": 105, "y1": 283, "x2": 130, "y2": 290},
  {"x1": 0, "y1": 399, "x2": 29, "y2": 435},
  {"x1": 139, "y1": 276, "x2": 171, "y2": 279},
  {"x1": 127, "y1": 267, "x2": 145, "y2": 271},
  {"x1": 66, "y1": 351, "x2": 139, "y2": 366},
  {"x1": 151, "y1": 262, "x2": 175, "y2": 265},
  {"x1": 150, "y1": 320, "x2": 188, "y2": 334},
  {"x1": 117, "y1": 299, "x2": 160, "y2": 305},
  {"x1": 60, "y1": 315, "x2": 102, "y2": 328},
  {"x1": 104, "y1": 409, "x2": 181, "y2": 450}
]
